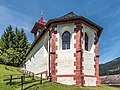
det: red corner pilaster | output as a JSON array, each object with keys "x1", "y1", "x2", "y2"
[
  {"x1": 50, "y1": 25, "x2": 57, "y2": 82},
  {"x1": 94, "y1": 39, "x2": 101, "y2": 85},
  {"x1": 74, "y1": 22, "x2": 84, "y2": 86}
]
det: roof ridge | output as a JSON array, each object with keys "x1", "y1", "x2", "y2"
[
  {"x1": 63, "y1": 12, "x2": 78, "y2": 17},
  {"x1": 49, "y1": 12, "x2": 78, "y2": 21},
  {"x1": 58, "y1": 12, "x2": 78, "y2": 19}
]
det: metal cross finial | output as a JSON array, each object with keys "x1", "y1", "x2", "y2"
[{"x1": 40, "y1": 9, "x2": 43, "y2": 18}]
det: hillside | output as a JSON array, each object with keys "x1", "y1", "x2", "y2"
[
  {"x1": 100, "y1": 57, "x2": 120, "y2": 76},
  {"x1": 0, "y1": 64, "x2": 119, "y2": 90},
  {"x1": 0, "y1": 64, "x2": 21, "y2": 90}
]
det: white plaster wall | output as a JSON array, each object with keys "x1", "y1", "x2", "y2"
[
  {"x1": 56, "y1": 23, "x2": 76, "y2": 85},
  {"x1": 24, "y1": 32, "x2": 49, "y2": 78},
  {"x1": 57, "y1": 77, "x2": 76, "y2": 85},
  {"x1": 56, "y1": 50, "x2": 76, "y2": 75},
  {"x1": 84, "y1": 77, "x2": 97, "y2": 86},
  {"x1": 82, "y1": 24, "x2": 97, "y2": 86},
  {"x1": 83, "y1": 51, "x2": 95, "y2": 75}
]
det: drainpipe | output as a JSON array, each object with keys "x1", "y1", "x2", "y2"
[
  {"x1": 45, "y1": 27, "x2": 52, "y2": 82},
  {"x1": 49, "y1": 29, "x2": 52, "y2": 82}
]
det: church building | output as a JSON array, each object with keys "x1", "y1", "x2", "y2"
[{"x1": 22, "y1": 12, "x2": 103, "y2": 86}]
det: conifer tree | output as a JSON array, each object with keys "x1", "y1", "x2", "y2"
[
  {"x1": 1, "y1": 25, "x2": 15, "y2": 49},
  {"x1": 0, "y1": 25, "x2": 30, "y2": 66}
]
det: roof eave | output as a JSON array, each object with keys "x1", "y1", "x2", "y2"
[{"x1": 46, "y1": 16, "x2": 103, "y2": 33}]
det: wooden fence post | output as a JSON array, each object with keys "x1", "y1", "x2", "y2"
[
  {"x1": 32, "y1": 73, "x2": 34, "y2": 80},
  {"x1": 26, "y1": 71, "x2": 28, "y2": 76},
  {"x1": 23, "y1": 74, "x2": 25, "y2": 82},
  {"x1": 21, "y1": 76, "x2": 24, "y2": 90},
  {"x1": 28, "y1": 72, "x2": 29, "y2": 77},
  {"x1": 29, "y1": 72, "x2": 31, "y2": 77},
  {"x1": 23, "y1": 70, "x2": 25, "y2": 74},
  {"x1": 10, "y1": 75, "x2": 12, "y2": 85},
  {"x1": 40, "y1": 74, "x2": 42, "y2": 84}
]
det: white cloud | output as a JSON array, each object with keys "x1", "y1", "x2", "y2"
[
  {"x1": 0, "y1": 5, "x2": 34, "y2": 42},
  {"x1": 0, "y1": 5, "x2": 34, "y2": 31},
  {"x1": 100, "y1": 35, "x2": 120, "y2": 64}
]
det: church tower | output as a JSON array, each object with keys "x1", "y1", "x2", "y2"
[{"x1": 31, "y1": 16, "x2": 46, "y2": 39}]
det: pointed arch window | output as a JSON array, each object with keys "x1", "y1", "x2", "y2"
[
  {"x1": 85, "y1": 32, "x2": 89, "y2": 51},
  {"x1": 62, "y1": 31, "x2": 70, "y2": 50}
]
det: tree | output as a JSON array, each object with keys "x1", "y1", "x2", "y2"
[
  {"x1": 0, "y1": 39, "x2": 10, "y2": 69},
  {"x1": 0, "y1": 25, "x2": 15, "y2": 68},
  {"x1": 1, "y1": 25, "x2": 15, "y2": 49},
  {"x1": 0, "y1": 25, "x2": 30, "y2": 67},
  {"x1": 13, "y1": 28, "x2": 30, "y2": 66}
]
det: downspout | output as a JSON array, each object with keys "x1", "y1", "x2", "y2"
[
  {"x1": 49, "y1": 29, "x2": 52, "y2": 82},
  {"x1": 45, "y1": 27, "x2": 52, "y2": 82}
]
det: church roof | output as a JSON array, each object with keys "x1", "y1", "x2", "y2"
[
  {"x1": 49, "y1": 12, "x2": 78, "y2": 21},
  {"x1": 46, "y1": 12, "x2": 103, "y2": 31}
]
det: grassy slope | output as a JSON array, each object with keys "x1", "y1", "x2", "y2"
[
  {"x1": 0, "y1": 64, "x2": 20, "y2": 90},
  {"x1": 0, "y1": 64, "x2": 120, "y2": 90}
]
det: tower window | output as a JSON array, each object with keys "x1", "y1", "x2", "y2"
[
  {"x1": 85, "y1": 32, "x2": 89, "y2": 51},
  {"x1": 62, "y1": 31, "x2": 70, "y2": 50},
  {"x1": 36, "y1": 29, "x2": 41, "y2": 37}
]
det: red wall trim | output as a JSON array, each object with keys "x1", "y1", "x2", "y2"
[
  {"x1": 57, "y1": 74, "x2": 75, "y2": 77},
  {"x1": 50, "y1": 25, "x2": 58, "y2": 82},
  {"x1": 94, "y1": 33, "x2": 101, "y2": 85},
  {"x1": 56, "y1": 74, "x2": 97, "y2": 78},
  {"x1": 84, "y1": 75, "x2": 97, "y2": 77},
  {"x1": 34, "y1": 70, "x2": 48, "y2": 79},
  {"x1": 74, "y1": 21, "x2": 84, "y2": 86}
]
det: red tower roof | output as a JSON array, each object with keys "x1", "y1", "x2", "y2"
[{"x1": 37, "y1": 17, "x2": 46, "y2": 25}]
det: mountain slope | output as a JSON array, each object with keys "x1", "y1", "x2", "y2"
[{"x1": 99, "y1": 57, "x2": 120, "y2": 76}]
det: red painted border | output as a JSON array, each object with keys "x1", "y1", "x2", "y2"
[
  {"x1": 56, "y1": 74, "x2": 75, "y2": 77},
  {"x1": 94, "y1": 33, "x2": 101, "y2": 85},
  {"x1": 50, "y1": 25, "x2": 58, "y2": 82},
  {"x1": 74, "y1": 21, "x2": 84, "y2": 86},
  {"x1": 35, "y1": 71, "x2": 48, "y2": 78}
]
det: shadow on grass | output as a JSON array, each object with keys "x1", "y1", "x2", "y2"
[
  {"x1": 24, "y1": 81, "x2": 49, "y2": 90},
  {"x1": 5, "y1": 67, "x2": 14, "y2": 72},
  {"x1": 6, "y1": 81, "x2": 21, "y2": 85},
  {"x1": 108, "y1": 85, "x2": 120, "y2": 88},
  {"x1": 24, "y1": 83, "x2": 40, "y2": 90}
]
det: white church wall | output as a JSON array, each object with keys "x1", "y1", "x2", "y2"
[
  {"x1": 24, "y1": 32, "x2": 49, "y2": 78},
  {"x1": 56, "y1": 23, "x2": 76, "y2": 85},
  {"x1": 57, "y1": 77, "x2": 76, "y2": 85},
  {"x1": 83, "y1": 52, "x2": 95, "y2": 75},
  {"x1": 82, "y1": 24, "x2": 97, "y2": 86},
  {"x1": 84, "y1": 77, "x2": 97, "y2": 86}
]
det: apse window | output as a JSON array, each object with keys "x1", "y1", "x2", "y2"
[
  {"x1": 62, "y1": 31, "x2": 70, "y2": 50},
  {"x1": 85, "y1": 32, "x2": 89, "y2": 51}
]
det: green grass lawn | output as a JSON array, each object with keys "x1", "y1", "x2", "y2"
[
  {"x1": 0, "y1": 64, "x2": 21, "y2": 90},
  {"x1": 0, "y1": 64, "x2": 120, "y2": 90}
]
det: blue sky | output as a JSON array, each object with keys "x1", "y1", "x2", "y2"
[{"x1": 0, "y1": 0, "x2": 120, "y2": 63}]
